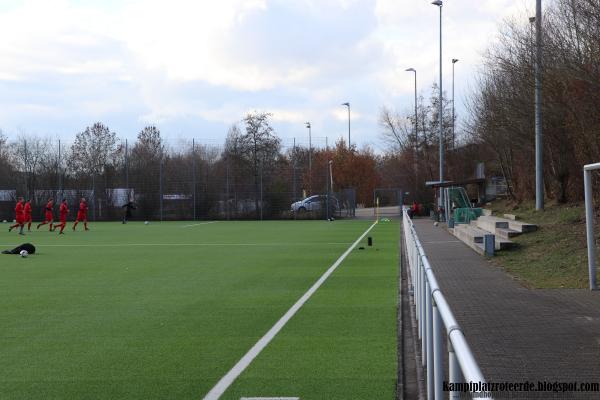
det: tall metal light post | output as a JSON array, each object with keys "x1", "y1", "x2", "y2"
[
  {"x1": 534, "y1": 0, "x2": 544, "y2": 210},
  {"x1": 306, "y1": 122, "x2": 312, "y2": 194},
  {"x1": 406, "y1": 67, "x2": 418, "y2": 200},
  {"x1": 341, "y1": 102, "x2": 351, "y2": 149},
  {"x1": 452, "y1": 58, "x2": 459, "y2": 149},
  {"x1": 432, "y1": 0, "x2": 444, "y2": 215}
]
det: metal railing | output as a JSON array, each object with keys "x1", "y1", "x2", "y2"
[{"x1": 403, "y1": 208, "x2": 492, "y2": 399}]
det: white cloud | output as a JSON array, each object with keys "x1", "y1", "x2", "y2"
[{"x1": 0, "y1": 0, "x2": 534, "y2": 146}]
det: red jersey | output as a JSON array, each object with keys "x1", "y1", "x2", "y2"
[
  {"x1": 59, "y1": 203, "x2": 69, "y2": 222},
  {"x1": 79, "y1": 201, "x2": 88, "y2": 214},
  {"x1": 15, "y1": 201, "x2": 24, "y2": 223},
  {"x1": 24, "y1": 202, "x2": 32, "y2": 215},
  {"x1": 45, "y1": 201, "x2": 53, "y2": 213}
]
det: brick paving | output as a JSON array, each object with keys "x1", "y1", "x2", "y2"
[{"x1": 411, "y1": 219, "x2": 600, "y2": 399}]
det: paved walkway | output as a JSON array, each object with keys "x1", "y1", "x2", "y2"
[{"x1": 411, "y1": 219, "x2": 600, "y2": 399}]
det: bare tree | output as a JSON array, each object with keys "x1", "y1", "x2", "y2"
[{"x1": 240, "y1": 112, "x2": 281, "y2": 219}]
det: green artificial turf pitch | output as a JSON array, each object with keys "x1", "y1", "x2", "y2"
[{"x1": 0, "y1": 220, "x2": 399, "y2": 400}]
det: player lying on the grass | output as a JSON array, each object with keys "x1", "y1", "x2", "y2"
[
  {"x1": 2, "y1": 243, "x2": 35, "y2": 255},
  {"x1": 8, "y1": 197, "x2": 25, "y2": 235},
  {"x1": 24, "y1": 199, "x2": 32, "y2": 231},
  {"x1": 37, "y1": 198, "x2": 54, "y2": 231},
  {"x1": 54, "y1": 199, "x2": 69, "y2": 234},
  {"x1": 72, "y1": 197, "x2": 89, "y2": 231}
]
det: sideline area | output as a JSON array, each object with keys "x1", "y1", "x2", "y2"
[{"x1": 411, "y1": 218, "x2": 600, "y2": 391}]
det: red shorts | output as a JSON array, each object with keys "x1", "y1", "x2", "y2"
[
  {"x1": 59, "y1": 215, "x2": 67, "y2": 223},
  {"x1": 16, "y1": 215, "x2": 24, "y2": 224},
  {"x1": 24, "y1": 214, "x2": 32, "y2": 222},
  {"x1": 76, "y1": 212, "x2": 87, "y2": 221},
  {"x1": 45, "y1": 212, "x2": 54, "y2": 221}
]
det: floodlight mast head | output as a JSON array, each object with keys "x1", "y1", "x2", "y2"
[
  {"x1": 431, "y1": 0, "x2": 442, "y2": 6},
  {"x1": 305, "y1": 122, "x2": 311, "y2": 129},
  {"x1": 341, "y1": 102, "x2": 350, "y2": 107},
  {"x1": 406, "y1": 68, "x2": 416, "y2": 72},
  {"x1": 452, "y1": 58, "x2": 459, "y2": 64}
]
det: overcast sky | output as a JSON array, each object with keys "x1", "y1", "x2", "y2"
[{"x1": 0, "y1": 0, "x2": 532, "y2": 150}]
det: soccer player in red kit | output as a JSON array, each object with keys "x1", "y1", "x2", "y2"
[
  {"x1": 8, "y1": 197, "x2": 25, "y2": 235},
  {"x1": 37, "y1": 198, "x2": 54, "y2": 231},
  {"x1": 54, "y1": 199, "x2": 69, "y2": 234},
  {"x1": 23, "y1": 199, "x2": 33, "y2": 231},
  {"x1": 72, "y1": 197, "x2": 89, "y2": 231}
]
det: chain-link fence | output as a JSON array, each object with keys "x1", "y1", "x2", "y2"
[{"x1": 0, "y1": 137, "x2": 356, "y2": 222}]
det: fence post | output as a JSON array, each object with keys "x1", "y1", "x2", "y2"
[
  {"x1": 426, "y1": 281, "x2": 433, "y2": 399},
  {"x1": 449, "y1": 338, "x2": 463, "y2": 400},
  {"x1": 226, "y1": 159, "x2": 230, "y2": 220},
  {"x1": 125, "y1": 138, "x2": 129, "y2": 191},
  {"x1": 420, "y1": 263, "x2": 426, "y2": 366},
  {"x1": 92, "y1": 174, "x2": 96, "y2": 221},
  {"x1": 416, "y1": 254, "x2": 421, "y2": 335},
  {"x1": 433, "y1": 299, "x2": 444, "y2": 400},
  {"x1": 260, "y1": 159, "x2": 263, "y2": 221},
  {"x1": 159, "y1": 158, "x2": 163, "y2": 222}
]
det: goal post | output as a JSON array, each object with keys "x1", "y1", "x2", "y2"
[{"x1": 584, "y1": 162, "x2": 600, "y2": 290}]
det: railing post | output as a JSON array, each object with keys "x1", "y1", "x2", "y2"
[
  {"x1": 426, "y1": 281, "x2": 434, "y2": 399},
  {"x1": 584, "y1": 168, "x2": 597, "y2": 290},
  {"x1": 433, "y1": 299, "x2": 444, "y2": 400},
  {"x1": 419, "y1": 264, "x2": 431, "y2": 366},
  {"x1": 448, "y1": 339, "x2": 463, "y2": 400},
  {"x1": 417, "y1": 255, "x2": 421, "y2": 333}
]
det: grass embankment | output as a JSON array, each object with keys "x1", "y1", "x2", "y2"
[{"x1": 487, "y1": 199, "x2": 597, "y2": 289}]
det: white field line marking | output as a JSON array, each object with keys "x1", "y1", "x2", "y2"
[
  {"x1": 202, "y1": 221, "x2": 378, "y2": 400},
  {"x1": 183, "y1": 222, "x2": 220, "y2": 228},
  {"x1": 0, "y1": 242, "x2": 351, "y2": 248},
  {"x1": 240, "y1": 398, "x2": 299, "y2": 400}
]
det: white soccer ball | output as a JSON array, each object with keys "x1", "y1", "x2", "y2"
[
  {"x1": 434, "y1": 222, "x2": 439, "y2": 227},
  {"x1": 2, "y1": 220, "x2": 6, "y2": 223},
  {"x1": 19, "y1": 250, "x2": 28, "y2": 258},
  {"x1": 144, "y1": 221, "x2": 149, "y2": 225}
]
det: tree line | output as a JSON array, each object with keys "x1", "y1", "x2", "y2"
[
  {"x1": 379, "y1": 0, "x2": 600, "y2": 206},
  {"x1": 0, "y1": 113, "x2": 384, "y2": 220}
]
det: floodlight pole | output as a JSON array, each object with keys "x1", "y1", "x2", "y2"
[
  {"x1": 58, "y1": 139, "x2": 62, "y2": 194},
  {"x1": 342, "y1": 102, "x2": 351, "y2": 149},
  {"x1": 406, "y1": 68, "x2": 418, "y2": 200},
  {"x1": 293, "y1": 137, "x2": 297, "y2": 201},
  {"x1": 432, "y1": 0, "x2": 445, "y2": 214},
  {"x1": 125, "y1": 138, "x2": 129, "y2": 191},
  {"x1": 452, "y1": 58, "x2": 459, "y2": 149},
  {"x1": 192, "y1": 138, "x2": 196, "y2": 221},
  {"x1": 535, "y1": 0, "x2": 544, "y2": 210},
  {"x1": 306, "y1": 122, "x2": 312, "y2": 194}
]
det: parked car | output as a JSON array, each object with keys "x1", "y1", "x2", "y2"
[{"x1": 291, "y1": 195, "x2": 339, "y2": 214}]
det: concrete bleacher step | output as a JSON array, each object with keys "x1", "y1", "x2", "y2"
[
  {"x1": 476, "y1": 216, "x2": 509, "y2": 232},
  {"x1": 507, "y1": 219, "x2": 537, "y2": 233},
  {"x1": 452, "y1": 223, "x2": 517, "y2": 254},
  {"x1": 503, "y1": 213, "x2": 518, "y2": 220},
  {"x1": 482, "y1": 209, "x2": 493, "y2": 216},
  {"x1": 454, "y1": 224, "x2": 487, "y2": 244},
  {"x1": 479, "y1": 215, "x2": 538, "y2": 233},
  {"x1": 495, "y1": 227, "x2": 521, "y2": 240},
  {"x1": 452, "y1": 225, "x2": 486, "y2": 255},
  {"x1": 495, "y1": 238, "x2": 517, "y2": 251}
]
